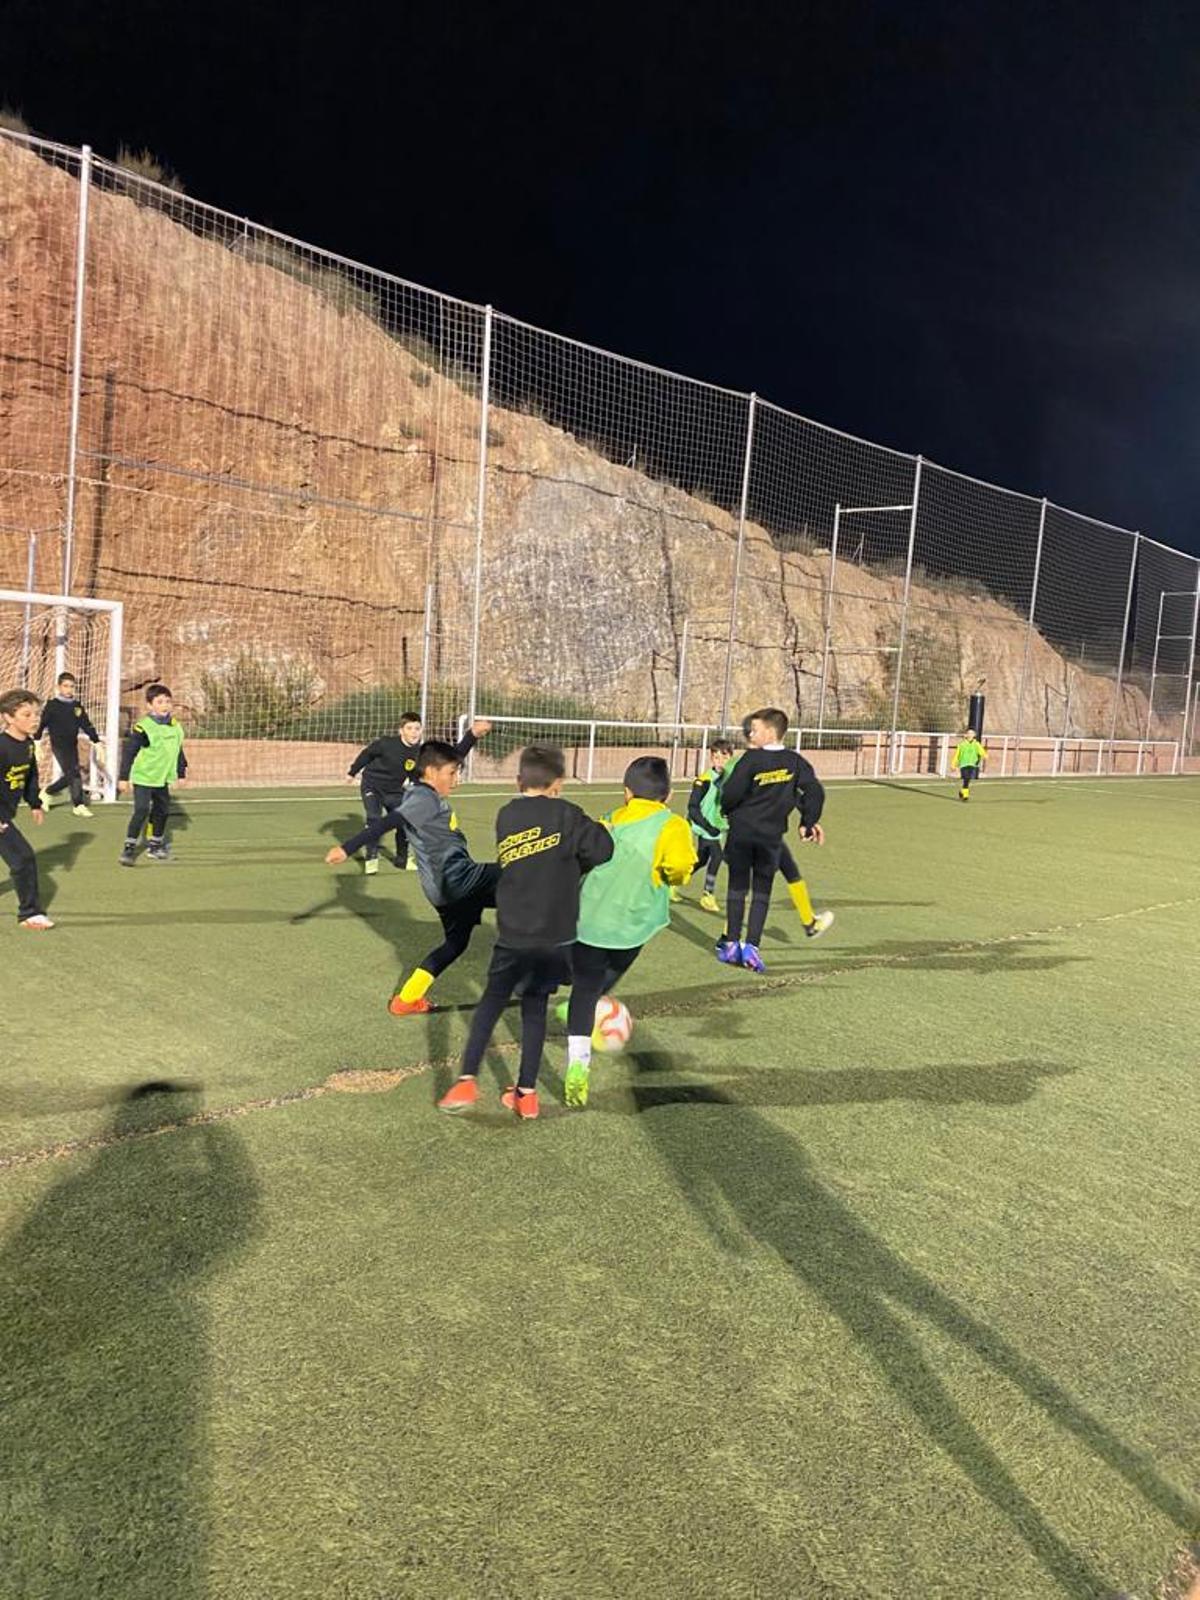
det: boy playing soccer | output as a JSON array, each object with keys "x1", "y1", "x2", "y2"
[
  {"x1": 716, "y1": 707, "x2": 827, "y2": 974},
  {"x1": 437, "y1": 745, "x2": 613, "y2": 1120},
  {"x1": 346, "y1": 713, "x2": 490, "y2": 875},
  {"x1": 699, "y1": 725, "x2": 833, "y2": 944},
  {"x1": 951, "y1": 728, "x2": 987, "y2": 800},
  {"x1": 562, "y1": 756, "x2": 696, "y2": 1108},
  {"x1": 687, "y1": 739, "x2": 735, "y2": 913},
  {"x1": 37, "y1": 671, "x2": 101, "y2": 817},
  {"x1": 0, "y1": 689, "x2": 53, "y2": 930},
  {"x1": 117, "y1": 684, "x2": 188, "y2": 866},
  {"x1": 326, "y1": 740, "x2": 498, "y2": 1014}
]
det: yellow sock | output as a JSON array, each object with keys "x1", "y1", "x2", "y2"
[
  {"x1": 788, "y1": 879, "x2": 815, "y2": 924},
  {"x1": 398, "y1": 967, "x2": 434, "y2": 1004}
]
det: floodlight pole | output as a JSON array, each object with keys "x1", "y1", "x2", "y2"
[
  {"x1": 1144, "y1": 589, "x2": 1167, "y2": 740},
  {"x1": 1013, "y1": 497, "x2": 1047, "y2": 763},
  {"x1": 816, "y1": 504, "x2": 840, "y2": 738},
  {"x1": 1109, "y1": 533, "x2": 1139, "y2": 751}
]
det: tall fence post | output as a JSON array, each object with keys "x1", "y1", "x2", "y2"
[
  {"x1": 418, "y1": 581, "x2": 433, "y2": 728},
  {"x1": 1184, "y1": 573, "x2": 1200, "y2": 757},
  {"x1": 1109, "y1": 532, "x2": 1139, "y2": 752},
  {"x1": 19, "y1": 532, "x2": 37, "y2": 682},
  {"x1": 103, "y1": 602, "x2": 124, "y2": 804},
  {"x1": 888, "y1": 455, "x2": 924, "y2": 769},
  {"x1": 465, "y1": 305, "x2": 493, "y2": 749},
  {"x1": 670, "y1": 617, "x2": 690, "y2": 776},
  {"x1": 720, "y1": 392, "x2": 756, "y2": 730},
  {"x1": 57, "y1": 143, "x2": 92, "y2": 678},
  {"x1": 816, "y1": 502, "x2": 840, "y2": 738},
  {"x1": 1013, "y1": 496, "x2": 1047, "y2": 761}
]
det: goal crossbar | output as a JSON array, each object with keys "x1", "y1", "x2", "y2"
[{"x1": 0, "y1": 589, "x2": 124, "y2": 802}]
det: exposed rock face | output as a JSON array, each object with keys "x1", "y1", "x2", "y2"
[{"x1": 0, "y1": 137, "x2": 1153, "y2": 738}]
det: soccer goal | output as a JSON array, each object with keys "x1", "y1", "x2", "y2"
[{"x1": 0, "y1": 589, "x2": 124, "y2": 802}]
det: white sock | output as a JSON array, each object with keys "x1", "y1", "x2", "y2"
[{"x1": 568, "y1": 1035, "x2": 592, "y2": 1068}]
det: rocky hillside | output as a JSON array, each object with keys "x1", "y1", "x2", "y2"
[{"x1": 0, "y1": 136, "x2": 1150, "y2": 737}]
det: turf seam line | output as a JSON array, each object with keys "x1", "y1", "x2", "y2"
[{"x1": 4, "y1": 891, "x2": 1198, "y2": 1174}]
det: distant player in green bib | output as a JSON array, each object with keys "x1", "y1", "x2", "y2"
[
  {"x1": 952, "y1": 729, "x2": 987, "y2": 801},
  {"x1": 118, "y1": 683, "x2": 188, "y2": 864}
]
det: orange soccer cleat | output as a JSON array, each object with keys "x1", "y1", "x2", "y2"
[
  {"x1": 437, "y1": 1077, "x2": 479, "y2": 1113},
  {"x1": 389, "y1": 994, "x2": 432, "y2": 1016},
  {"x1": 500, "y1": 1086, "x2": 540, "y2": 1120}
]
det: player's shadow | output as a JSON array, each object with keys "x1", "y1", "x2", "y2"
[
  {"x1": 160, "y1": 798, "x2": 194, "y2": 836},
  {"x1": 0, "y1": 1077, "x2": 133, "y2": 1121},
  {"x1": 0, "y1": 828, "x2": 94, "y2": 911},
  {"x1": 636, "y1": 1086, "x2": 1196, "y2": 1598},
  {"x1": 319, "y1": 810, "x2": 405, "y2": 868},
  {"x1": 818, "y1": 937, "x2": 1088, "y2": 976},
  {"x1": 612, "y1": 1056, "x2": 1075, "y2": 1112},
  {"x1": 627, "y1": 939, "x2": 1085, "y2": 1024},
  {"x1": 0, "y1": 1081, "x2": 261, "y2": 1600},
  {"x1": 292, "y1": 859, "x2": 419, "y2": 974},
  {"x1": 301, "y1": 822, "x2": 477, "y2": 1099},
  {"x1": 866, "y1": 780, "x2": 1053, "y2": 805}
]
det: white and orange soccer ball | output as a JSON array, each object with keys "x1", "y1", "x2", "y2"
[{"x1": 591, "y1": 995, "x2": 633, "y2": 1053}]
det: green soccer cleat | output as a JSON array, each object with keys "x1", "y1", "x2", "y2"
[
  {"x1": 564, "y1": 1059, "x2": 591, "y2": 1108},
  {"x1": 364, "y1": 857, "x2": 380, "y2": 875}
]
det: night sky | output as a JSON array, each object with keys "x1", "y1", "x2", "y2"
[{"x1": 5, "y1": 0, "x2": 1199, "y2": 554}]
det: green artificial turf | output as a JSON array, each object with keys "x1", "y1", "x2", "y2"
[{"x1": 1, "y1": 775, "x2": 1198, "y2": 1599}]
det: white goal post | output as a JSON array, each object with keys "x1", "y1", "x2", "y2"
[{"x1": 0, "y1": 589, "x2": 124, "y2": 802}]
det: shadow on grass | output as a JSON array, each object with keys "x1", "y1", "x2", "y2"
[
  {"x1": 302, "y1": 820, "x2": 497, "y2": 1100},
  {"x1": 0, "y1": 828, "x2": 95, "y2": 914},
  {"x1": 612, "y1": 1056, "x2": 1076, "y2": 1111},
  {"x1": 865, "y1": 780, "x2": 1053, "y2": 805},
  {"x1": 624, "y1": 937, "x2": 1087, "y2": 1024},
  {"x1": 636, "y1": 1083, "x2": 1196, "y2": 1598},
  {"x1": 68, "y1": 909, "x2": 309, "y2": 927},
  {"x1": 40, "y1": 828, "x2": 94, "y2": 910},
  {"x1": 0, "y1": 1081, "x2": 261, "y2": 1599}
]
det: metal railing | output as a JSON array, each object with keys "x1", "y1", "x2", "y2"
[{"x1": 456, "y1": 715, "x2": 1182, "y2": 784}]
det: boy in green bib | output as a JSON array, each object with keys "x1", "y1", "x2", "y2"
[
  {"x1": 562, "y1": 756, "x2": 695, "y2": 1107},
  {"x1": 118, "y1": 684, "x2": 188, "y2": 864},
  {"x1": 686, "y1": 740, "x2": 735, "y2": 912},
  {"x1": 951, "y1": 729, "x2": 987, "y2": 801}
]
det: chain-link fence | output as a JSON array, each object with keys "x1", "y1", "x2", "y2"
[{"x1": 1, "y1": 127, "x2": 1197, "y2": 784}]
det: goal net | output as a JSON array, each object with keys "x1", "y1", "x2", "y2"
[{"x1": 0, "y1": 590, "x2": 124, "y2": 801}]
